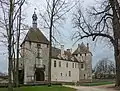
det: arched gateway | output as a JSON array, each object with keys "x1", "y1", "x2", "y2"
[{"x1": 35, "y1": 68, "x2": 45, "y2": 81}]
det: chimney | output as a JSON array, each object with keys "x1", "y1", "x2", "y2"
[
  {"x1": 87, "y1": 43, "x2": 89, "y2": 50},
  {"x1": 61, "y1": 45, "x2": 64, "y2": 56}
]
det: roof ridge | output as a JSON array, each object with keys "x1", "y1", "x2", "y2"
[
  {"x1": 72, "y1": 43, "x2": 91, "y2": 55},
  {"x1": 21, "y1": 28, "x2": 49, "y2": 45}
]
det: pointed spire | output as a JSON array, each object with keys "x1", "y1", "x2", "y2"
[{"x1": 32, "y1": 8, "x2": 38, "y2": 28}]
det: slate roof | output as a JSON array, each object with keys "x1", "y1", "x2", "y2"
[
  {"x1": 52, "y1": 47, "x2": 61, "y2": 58},
  {"x1": 72, "y1": 42, "x2": 90, "y2": 55},
  {"x1": 21, "y1": 27, "x2": 91, "y2": 62},
  {"x1": 51, "y1": 47, "x2": 71, "y2": 58},
  {"x1": 51, "y1": 47, "x2": 78, "y2": 62},
  {"x1": 22, "y1": 28, "x2": 49, "y2": 45}
]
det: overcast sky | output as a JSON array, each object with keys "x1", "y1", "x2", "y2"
[{"x1": 0, "y1": 0, "x2": 114, "y2": 72}]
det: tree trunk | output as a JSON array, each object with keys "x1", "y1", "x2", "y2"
[
  {"x1": 8, "y1": 0, "x2": 14, "y2": 90},
  {"x1": 110, "y1": 0, "x2": 120, "y2": 86},
  {"x1": 8, "y1": 45, "x2": 13, "y2": 90},
  {"x1": 48, "y1": 0, "x2": 56, "y2": 86},
  {"x1": 114, "y1": 45, "x2": 120, "y2": 87},
  {"x1": 16, "y1": 3, "x2": 22, "y2": 87},
  {"x1": 12, "y1": 48, "x2": 16, "y2": 87}
]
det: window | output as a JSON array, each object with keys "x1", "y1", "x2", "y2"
[
  {"x1": 61, "y1": 73, "x2": 62, "y2": 76},
  {"x1": 37, "y1": 52, "x2": 40, "y2": 58},
  {"x1": 69, "y1": 71, "x2": 71, "y2": 77},
  {"x1": 66, "y1": 62, "x2": 68, "y2": 68},
  {"x1": 37, "y1": 49, "x2": 42, "y2": 58},
  {"x1": 72, "y1": 63, "x2": 74, "y2": 68},
  {"x1": 85, "y1": 53, "x2": 86, "y2": 56},
  {"x1": 66, "y1": 73, "x2": 67, "y2": 76},
  {"x1": 47, "y1": 44, "x2": 49, "y2": 48},
  {"x1": 81, "y1": 63, "x2": 84, "y2": 69},
  {"x1": 37, "y1": 44, "x2": 41, "y2": 48},
  {"x1": 54, "y1": 61, "x2": 56, "y2": 67},
  {"x1": 84, "y1": 74, "x2": 85, "y2": 79},
  {"x1": 59, "y1": 61, "x2": 61, "y2": 67},
  {"x1": 80, "y1": 54, "x2": 82, "y2": 56},
  {"x1": 75, "y1": 63, "x2": 77, "y2": 68}
]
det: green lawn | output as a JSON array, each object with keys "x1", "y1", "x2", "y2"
[
  {"x1": 80, "y1": 81, "x2": 114, "y2": 86},
  {"x1": 0, "y1": 85, "x2": 76, "y2": 91}
]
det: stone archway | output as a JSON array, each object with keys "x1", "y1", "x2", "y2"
[{"x1": 35, "y1": 68, "x2": 45, "y2": 81}]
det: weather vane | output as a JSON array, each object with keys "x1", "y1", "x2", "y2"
[{"x1": 34, "y1": 8, "x2": 37, "y2": 13}]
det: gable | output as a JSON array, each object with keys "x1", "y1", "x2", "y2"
[{"x1": 21, "y1": 28, "x2": 49, "y2": 45}]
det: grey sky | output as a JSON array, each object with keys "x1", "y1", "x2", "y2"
[{"x1": 0, "y1": 0, "x2": 114, "y2": 72}]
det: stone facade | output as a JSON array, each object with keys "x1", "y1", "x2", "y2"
[
  {"x1": 21, "y1": 41, "x2": 49, "y2": 84},
  {"x1": 19, "y1": 12, "x2": 92, "y2": 84},
  {"x1": 20, "y1": 37, "x2": 92, "y2": 84}
]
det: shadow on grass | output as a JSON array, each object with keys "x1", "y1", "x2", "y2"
[{"x1": 0, "y1": 85, "x2": 76, "y2": 91}]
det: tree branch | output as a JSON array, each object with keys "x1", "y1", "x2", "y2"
[
  {"x1": 80, "y1": 33, "x2": 115, "y2": 45},
  {"x1": 12, "y1": 0, "x2": 25, "y2": 22}
]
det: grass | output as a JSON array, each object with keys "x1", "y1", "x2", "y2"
[
  {"x1": 80, "y1": 81, "x2": 114, "y2": 86},
  {"x1": 0, "y1": 85, "x2": 76, "y2": 91}
]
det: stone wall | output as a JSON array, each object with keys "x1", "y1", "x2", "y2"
[{"x1": 21, "y1": 41, "x2": 49, "y2": 84}]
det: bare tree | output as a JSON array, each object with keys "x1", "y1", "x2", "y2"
[
  {"x1": 39, "y1": 0, "x2": 77, "y2": 86},
  {"x1": 72, "y1": 0, "x2": 120, "y2": 86},
  {"x1": 8, "y1": 0, "x2": 14, "y2": 90},
  {"x1": 0, "y1": 0, "x2": 26, "y2": 90},
  {"x1": 94, "y1": 58, "x2": 115, "y2": 79},
  {"x1": 16, "y1": 0, "x2": 23, "y2": 87}
]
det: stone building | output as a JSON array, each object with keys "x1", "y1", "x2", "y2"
[{"x1": 19, "y1": 12, "x2": 92, "y2": 84}]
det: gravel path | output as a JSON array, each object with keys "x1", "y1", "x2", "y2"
[{"x1": 64, "y1": 85, "x2": 116, "y2": 91}]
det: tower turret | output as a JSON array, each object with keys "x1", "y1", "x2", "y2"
[{"x1": 32, "y1": 9, "x2": 38, "y2": 28}]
